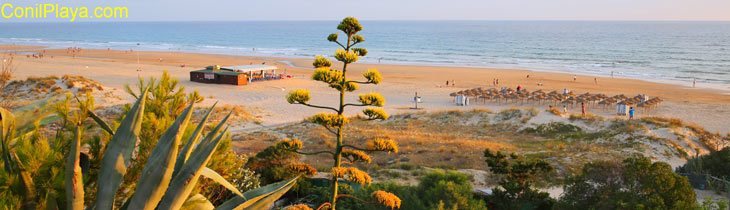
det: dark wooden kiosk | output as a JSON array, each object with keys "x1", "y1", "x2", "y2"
[{"x1": 190, "y1": 65, "x2": 282, "y2": 86}]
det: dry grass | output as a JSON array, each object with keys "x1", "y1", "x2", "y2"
[{"x1": 546, "y1": 106, "x2": 562, "y2": 116}]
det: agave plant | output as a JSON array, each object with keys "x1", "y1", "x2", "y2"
[
  {"x1": 71, "y1": 88, "x2": 297, "y2": 210},
  {"x1": 0, "y1": 96, "x2": 61, "y2": 209},
  {"x1": 1, "y1": 89, "x2": 296, "y2": 210}
]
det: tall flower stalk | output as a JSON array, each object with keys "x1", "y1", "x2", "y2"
[{"x1": 285, "y1": 17, "x2": 398, "y2": 210}]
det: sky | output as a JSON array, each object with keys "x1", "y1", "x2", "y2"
[{"x1": 2, "y1": 0, "x2": 730, "y2": 22}]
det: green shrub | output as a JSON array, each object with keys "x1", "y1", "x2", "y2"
[
  {"x1": 483, "y1": 149, "x2": 554, "y2": 210},
  {"x1": 557, "y1": 157, "x2": 696, "y2": 210}
]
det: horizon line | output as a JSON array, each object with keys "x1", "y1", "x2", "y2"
[{"x1": 2, "y1": 19, "x2": 730, "y2": 23}]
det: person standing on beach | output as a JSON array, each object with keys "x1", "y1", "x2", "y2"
[
  {"x1": 493, "y1": 79, "x2": 496, "y2": 86},
  {"x1": 452, "y1": 80, "x2": 456, "y2": 87},
  {"x1": 581, "y1": 102, "x2": 586, "y2": 117},
  {"x1": 516, "y1": 85, "x2": 522, "y2": 92},
  {"x1": 446, "y1": 80, "x2": 449, "y2": 86},
  {"x1": 563, "y1": 105, "x2": 568, "y2": 114},
  {"x1": 573, "y1": 75, "x2": 577, "y2": 82},
  {"x1": 594, "y1": 78, "x2": 598, "y2": 85},
  {"x1": 496, "y1": 79, "x2": 499, "y2": 86},
  {"x1": 629, "y1": 107, "x2": 635, "y2": 120},
  {"x1": 611, "y1": 71, "x2": 614, "y2": 78},
  {"x1": 693, "y1": 78, "x2": 696, "y2": 88}
]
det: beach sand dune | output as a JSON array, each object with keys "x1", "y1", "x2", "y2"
[{"x1": 4, "y1": 46, "x2": 730, "y2": 134}]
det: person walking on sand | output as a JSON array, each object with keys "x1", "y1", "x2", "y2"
[
  {"x1": 496, "y1": 79, "x2": 499, "y2": 86},
  {"x1": 563, "y1": 105, "x2": 567, "y2": 114},
  {"x1": 581, "y1": 102, "x2": 586, "y2": 117},
  {"x1": 446, "y1": 80, "x2": 449, "y2": 86},
  {"x1": 573, "y1": 75, "x2": 577, "y2": 82},
  {"x1": 629, "y1": 107, "x2": 635, "y2": 120}
]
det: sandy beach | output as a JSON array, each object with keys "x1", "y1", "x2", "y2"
[{"x1": 3, "y1": 44, "x2": 730, "y2": 134}]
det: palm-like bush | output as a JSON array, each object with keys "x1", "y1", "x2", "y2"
[{"x1": 284, "y1": 17, "x2": 399, "y2": 210}]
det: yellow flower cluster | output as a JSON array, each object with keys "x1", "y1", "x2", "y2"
[
  {"x1": 288, "y1": 162, "x2": 317, "y2": 176},
  {"x1": 366, "y1": 138, "x2": 398, "y2": 153},
  {"x1": 331, "y1": 167, "x2": 372, "y2": 186},
  {"x1": 286, "y1": 89, "x2": 311, "y2": 104},
  {"x1": 362, "y1": 69, "x2": 382, "y2": 84},
  {"x1": 337, "y1": 17, "x2": 363, "y2": 35},
  {"x1": 310, "y1": 112, "x2": 349, "y2": 128},
  {"x1": 312, "y1": 67, "x2": 343, "y2": 84},
  {"x1": 277, "y1": 138, "x2": 303, "y2": 150},
  {"x1": 362, "y1": 108, "x2": 389, "y2": 120},
  {"x1": 358, "y1": 92, "x2": 385, "y2": 107},
  {"x1": 334, "y1": 49, "x2": 359, "y2": 63},
  {"x1": 341, "y1": 149, "x2": 372, "y2": 164},
  {"x1": 313, "y1": 55, "x2": 332, "y2": 68},
  {"x1": 371, "y1": 190, "x2": 402, "y2": 210},
  {"x1": 284, "y1": 204, "x2": 313, "y2": 210},
  {"x1": 352, "y1": 35, "x2": 365, "y2": 44}
]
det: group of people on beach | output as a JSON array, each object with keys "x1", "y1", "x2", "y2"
[{"x1": 445, "y1": 80, "x2": 456, "y2": 87}]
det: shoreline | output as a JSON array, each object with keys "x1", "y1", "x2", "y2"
[
  {"x1": 3, "y1": 44, "x2": 730, "y2": 93},
  {"x1": 3, "y1": 44, "x2": 730, "y2": 134}
]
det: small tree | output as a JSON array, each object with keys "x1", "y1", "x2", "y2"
[
  {"x1": 557, "y1": 157, "x2": 697, "y2": 210},
  {"x1": 483, "y1": 149, "x2": 554, "y2": 210},
  {"x1": 284, "y1": 17, "x2": 398, "y2": 210}
]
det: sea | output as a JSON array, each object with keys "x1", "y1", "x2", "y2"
[{"x1": 1, "y1": 21, "x2": 729, "y2": 85}]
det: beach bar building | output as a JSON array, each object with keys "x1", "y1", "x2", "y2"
[{"x1": 190, "y1": 65, "x2": 283, "y2": 85}]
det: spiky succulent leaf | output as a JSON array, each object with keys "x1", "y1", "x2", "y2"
[
  {"x1": 201, "y1": 167, "x2": 243, "y2": 197},
  {"x1": 126, "y1": 103, "x2": 194, "y2": 210},
  {"x1": 358, "y1": 92, "x2": 385, "y2": 107},
  {"x1": 65, "y1": 125, "x2": 84, "y2": 210},
  {"x1": 313, "y1": 56, "x2": 333, "y2": 68},
  {"x1": 95, "y1": 88, "x2": 148, "y2": 210},
  {"x1": 87, "y1": 109, "x2": 114, "y2": 135},
  {"x1": 213, "y1": 176, "x2": 299, "y2": 210},
  {"x1": 157, "y1": 124, "x2": 229, "y2": 210},
  {"x1": 183, "y1": 194, "x2": 215, "y2": 210},
  {"x1": 13, "y1": 152, "x2": 36, "y2": 209},
  {"x1": 286, "y1": 89, "x2": 311, "y2": 104},
  {"x1": 174, "y1": 102, "x2": 217, "y2": 177},
  {"x1": 11, "y1": 95, "x2": 59, "y2": 135}
]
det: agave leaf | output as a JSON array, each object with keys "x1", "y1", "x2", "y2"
[
  {"x1": 173, "y1": 101, "x2": 217, "y2": 177},
  {"x1": 11, "y1": 95, "x2": 59, "y2": 135},
  {"x1": 157, "y1": 127, "x2": 228, "y2": 210},
  {"x1": 214, "y1": 176, "x2": 299, "y2": 210},
  {"x1": 13, "y1": 152, "x2": 37, "y2": 209},
  {"x1": 126, "y1": 103, "x2": 194, "y2": 210},
  {"x1": 192, "y1": 111, "x2": 232, "y2": 155},
  {"x1": 183, "y1": 194, "x2": 215, "y2": 210},
  {"x1": 65, "y1": 125, "x2": 85, "y2": 210},
  {"x1": 95, "y1": 88, "x2": 148, "y2": 210},
  {"x1": 0, "y1": 107, "x2": 15, "y2": 172},
  {"x1": 88, "y1": 109, "x2": 114, "y2": 136},
  {"x1": 201, "y1": 167, "x2": 243, "y2": 197}
]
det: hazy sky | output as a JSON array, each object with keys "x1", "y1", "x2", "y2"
[{"x1": 2, "y1": 0, "x2": 730, "y2": 21}]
